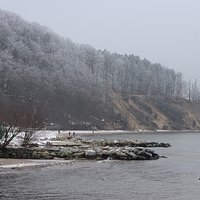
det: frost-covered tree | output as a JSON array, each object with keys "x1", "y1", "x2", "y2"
[{"x1": 0, "y1": 8, "x2": 198, "y2": 127}]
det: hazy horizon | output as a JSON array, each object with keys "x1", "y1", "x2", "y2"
[{"x1": 0, "y1": 0, "x2": 199, "y2": 81}]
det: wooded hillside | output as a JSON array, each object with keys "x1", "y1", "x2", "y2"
[{"x1": 0, "y1": 9, "x2": 200, "y2": 130}]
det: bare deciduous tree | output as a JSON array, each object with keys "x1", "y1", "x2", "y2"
[{"x1": 0, "y1": 100, "x2": 43, "y2": 148}]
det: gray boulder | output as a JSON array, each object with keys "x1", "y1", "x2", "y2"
[{"x1": 85, "y1": 149, "x2": 96, "y2": 158}]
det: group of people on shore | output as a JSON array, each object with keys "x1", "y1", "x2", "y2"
[
  {"x1": 57, "y1": 130, "x2": 76, "y2": 138},
  {"x1": 68, "y1": 131, "x2": 75, "y2": 137}
]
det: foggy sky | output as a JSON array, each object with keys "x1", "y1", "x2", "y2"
[{"x1": 0, "y1": 0, "x2": 199, "y2": 81}]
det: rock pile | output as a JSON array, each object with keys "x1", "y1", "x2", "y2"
[
  {"x1": 0, "y1": 138, "x2": 170, "y2": 161},
  {"x1": 0, "y1": 146, "x2": 159, "y2": 161},
  {"x1": 83, "y1": 139, "x2": 171, "y2": 148}
]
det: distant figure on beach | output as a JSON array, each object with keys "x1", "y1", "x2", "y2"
[
  {"x1": 58, "y1": 129, "x2": 60, "y2": 134},
  {"x1": 68, "y1": 132, "x2": 71, "y2": 137},
  {"x1": 73, "y1": 132, "x2": 75, "y2": 137}
]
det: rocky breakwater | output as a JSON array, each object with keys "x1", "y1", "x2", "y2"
[
  {"x1": 0, "y1": 138, "x2": 170, "y2": 161},
  {"x1": 83, "y1": 139, "x2": 171, "y2": 148},
  {"x1": 84, "y1": 146, "x2": 159, "y2": 160}
]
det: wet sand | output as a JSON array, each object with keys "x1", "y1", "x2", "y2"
[
  {"x1": 0, "y1": 158, "x2": 72, "y2": 169},
  {"x1": 0, "y1": 158, "x2": 34, "y2": 165}
]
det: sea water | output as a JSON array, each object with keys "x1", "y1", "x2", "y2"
[{"x1": 0, "y1": 132, "x2": 200, "y2": 200}]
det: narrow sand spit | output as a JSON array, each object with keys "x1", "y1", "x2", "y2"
[{"x1": 0, "y1": 158, "x2": 73, "y2": 169}]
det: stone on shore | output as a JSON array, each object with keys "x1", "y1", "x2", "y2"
[{"x1": 85, "y1": 150, "x2": 96, "y2": 158}]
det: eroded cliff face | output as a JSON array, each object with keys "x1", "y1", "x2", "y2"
[{"x1": 103, "y1": 93, "x2": 200, "y2": 131}]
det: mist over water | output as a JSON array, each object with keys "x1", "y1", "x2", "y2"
[{"x1": 0, "y1": 132, "x2": 200, "y2": 200}]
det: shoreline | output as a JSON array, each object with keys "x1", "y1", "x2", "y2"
[
  {"x1": 0, "y1": 158, "x2": 73, "y2": 169},
  {"x1": 1, "y1": 129, "x2": 197, "y2": 168},
  {"x1": 27, "y1": 129, "x2": 200, "y2": 142},
  {"x1": 68, "y1": 129, "x2": 200, "y2": 136}
]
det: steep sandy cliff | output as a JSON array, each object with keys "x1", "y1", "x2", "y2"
[{"x1": 104, "y1": 94, "x2": 200, "y2": 130}]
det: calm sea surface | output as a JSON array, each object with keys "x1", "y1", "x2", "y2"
[{"x1": 1, "y1": 132, "x2": 200, "y2": 200}]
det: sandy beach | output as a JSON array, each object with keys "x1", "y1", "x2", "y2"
[{"x1": 0, "y1": 158, "x2": 73, "y2": 169}]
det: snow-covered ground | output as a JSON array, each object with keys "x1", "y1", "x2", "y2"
[
  {"x1": 9, "y1": 130, "x2": 58, "y2": 147},
  {"x1": 7, "y1": 129, "x2": 178, "y2": 148},
  {"x1": 9, "y1": 130, "x2": 130, "y2": 147}
]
